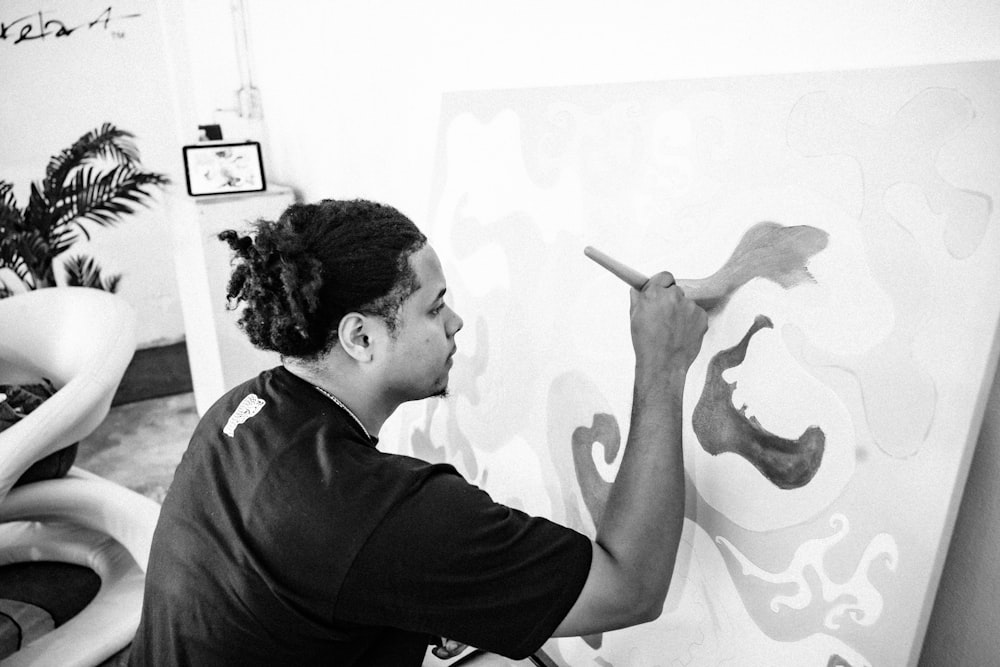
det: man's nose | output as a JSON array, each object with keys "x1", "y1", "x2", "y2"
[{"x1": 449, "y1": 309, "x2": 464, "y2": 336}]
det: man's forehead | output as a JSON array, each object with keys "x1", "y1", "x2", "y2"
[{"x1": 407, "y1": 244, "x2": 447, "y2": 299}]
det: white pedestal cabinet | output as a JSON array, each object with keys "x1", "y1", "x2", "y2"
[{"x1": 176, "y1": 186, "x2": 296, "y2": 414}]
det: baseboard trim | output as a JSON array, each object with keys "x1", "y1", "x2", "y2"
[{"x1": 112, "y1": 341, "x2": 192, "y2": 406}]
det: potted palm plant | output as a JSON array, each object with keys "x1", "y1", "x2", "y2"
[
  {"x1": 0, "y1": 122, "x2": 169, "y2": 295},
  {"x1": 0, "y1": 123, "x2": 168, "y2": 485}
]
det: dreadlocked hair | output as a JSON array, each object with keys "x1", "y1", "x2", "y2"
[{"x1": 218, "y1": 199, "x2": 427, "y2": 360}]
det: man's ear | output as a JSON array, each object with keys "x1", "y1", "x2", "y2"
[{"x1": 337, "y1": 312, "x2": 373, "y2": 362}]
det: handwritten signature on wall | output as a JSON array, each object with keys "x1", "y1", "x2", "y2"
[{"x1": 1, "y1": 6, "x2": 141, "y2": 45}]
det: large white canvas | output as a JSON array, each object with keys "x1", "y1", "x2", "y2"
[{"x1": 387, "y1": 61, "x2": 1000, "y2": 666}]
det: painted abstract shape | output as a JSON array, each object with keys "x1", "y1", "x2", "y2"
[
  {"x1": 570, "y1": 412, "x2": 625, "y2": 650},
  {"x1": 411, "y1": 387, "x2": 481, "y2": 478},
  {"x1": 408, "y1": 65, "x2": 1000, "y2": 665},
  {"x1": 410, "y1": 401, "x2": 447, "y2": 463},
  {"x1": 783, "y1": 323, "x2": 938, "y2": 460},
  {"x1": 548, "y1": 381, "x2": 630, "y2": 651},
  {"x1": 693, "y1": 314, "x2": 825, "y2": 489},
  {"x1": 717, "y1": 513, "x2": 899, "y2": 630},
  {"x1": 783, "y1": 89, "x2": 990, "y2": 456},
  {"x1": 410, "y1": 316, "x2": 490, "y2": 477},
  {"x1": 679, "y1": 221, "x2": 829, "y2": 310},
  {"x1": 552, "y1": 517, "x2": 873, "y2": 666},
  {"x1": 546, "y1": 371, "x2": 617, "y2": 536},
  {"x1": 571, "y1": 413, "x2": 620, "y2": 526},
  {"x1": 787, "y1": 88, "x2": 992, "y2": 259}
]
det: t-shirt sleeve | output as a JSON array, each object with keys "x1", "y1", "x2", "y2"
[{"x1": 334, "y1": 466, "x2": 593, "y2": 659}]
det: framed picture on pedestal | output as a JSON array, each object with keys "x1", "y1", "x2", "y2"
[{"x1": 182, "y1": 141, "x2": 266, "y2": 196}]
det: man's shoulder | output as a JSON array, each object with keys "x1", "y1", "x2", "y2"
[
  {"x1": 199, "y1": 366, "x2": 310, "y2": 434},
  {"x1": 373, "y1": 450, "x2": 465, "y2": 481}
]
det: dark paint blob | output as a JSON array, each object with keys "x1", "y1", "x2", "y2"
[{"x1": 692, "y1": 315, "x2": 825, "y2": 489}]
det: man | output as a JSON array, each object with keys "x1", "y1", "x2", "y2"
[{"x1": 129, "y1": 199, "x2": 707, "y2": 665}]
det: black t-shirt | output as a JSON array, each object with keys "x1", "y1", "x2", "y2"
[{"x1": 129, "y1": 367, "x2": 591, "y2": 665}]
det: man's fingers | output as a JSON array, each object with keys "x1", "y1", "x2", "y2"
[{"x1": 646, "y1": 271, "x2": 676, "y2": 289}]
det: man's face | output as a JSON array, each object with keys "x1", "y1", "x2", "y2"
[{"x1": 375, "y1": 244, "x2": 463, "y2": 403}]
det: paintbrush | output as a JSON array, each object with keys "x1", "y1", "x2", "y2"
[{"x1": 585, "y1": 222, "x2": 829, "y2": 310}]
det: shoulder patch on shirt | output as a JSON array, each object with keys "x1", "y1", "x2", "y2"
[{"x1": 223, "y1": 393, "x2": 266, "y2": 437}]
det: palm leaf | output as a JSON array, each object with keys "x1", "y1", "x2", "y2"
[
  {"x1": 63, "y1": 254, "x2": 121, "y2": 292},
  {"x1": 8, "y1": 228, "x2": 54, "y2": 287},
  {"x1": 0, "y1": 182, "x2": 35, "y2": 285},
  {"x1": 3, "y1": 123, "x2": 168, "y2": 296},
  {"x1": 0, "y1": 226, "x2": 27, "y2": 281},
  {"x1": 44, "y1": 123, "x2": 141, "y2": 196},
  {"x1": 23, "y1": 181, "x2": 57, "y2": 237},
  {"x1": 0, "y1": 236, "x2": 28, "y2": 283},
  {"x1": 0, "y1": 233, "x2": 48, "y2": 288},
  {"x1": 18, "y1": 182, "x2": 71, "y2": 280},
  {"x1": 49, "y1": 165, "x2": 169, "y2": 237},
  {"x1": 0, "y1": 181, "x2": 21, "y2": 226}
]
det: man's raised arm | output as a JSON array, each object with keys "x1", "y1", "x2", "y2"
[{"x1": 553, "y1": 271, "x2": 707, "y2": 637}]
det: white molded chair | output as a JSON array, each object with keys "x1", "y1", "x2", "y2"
[{"x1": 0, "y1": 287, "x2": 161, "y2": 666}]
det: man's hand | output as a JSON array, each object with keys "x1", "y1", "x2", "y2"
[
  {"x1": 432, "y1": 637, "x2": 469, "y2": 660},
  {"x1": 630, "y1": 271, "x2": 708, "y2": 373}
]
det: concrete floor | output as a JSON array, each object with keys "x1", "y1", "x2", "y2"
[{"x1": 76, "y1": 392, "x2": 199, "y2": 503}]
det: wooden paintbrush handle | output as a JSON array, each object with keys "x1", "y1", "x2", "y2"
[
  {"x1": 583, "y1": 246, "x2": 650, "y2": 290},
  {"x1": 585, "y1": 246, "x2": 723, "y2": 308}
]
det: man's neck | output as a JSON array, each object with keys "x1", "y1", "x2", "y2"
[{"x1": 283, "y1": 355, "x2": 394, "y2": 437}]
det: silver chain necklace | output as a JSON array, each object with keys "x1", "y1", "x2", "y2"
[{"x1": 312, "y1": 385, "x2": 373, "y2": 441}]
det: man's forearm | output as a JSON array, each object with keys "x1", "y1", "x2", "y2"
[
  {"x1": 593, "y1": 364, "x2": 688, "y2": 613},
  {"x1": 552, "y1": 273, "x2": 705, "y2": 637}
]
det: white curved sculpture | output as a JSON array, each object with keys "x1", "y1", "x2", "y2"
[{"x1": 0, "y1": 287, "x2": 161, "y2": 666}]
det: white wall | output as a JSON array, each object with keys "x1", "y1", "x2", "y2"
[
  {"x1": 239, "y1": 0, "x2": 1000, "y2": 217},
  {"x1": 6, "y1": 4, "x2": 994, "y2": 357}
]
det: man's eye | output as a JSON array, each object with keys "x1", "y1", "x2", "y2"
[{"x1": 431, "y1": 304, "x2": 445, "y2": 315}]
